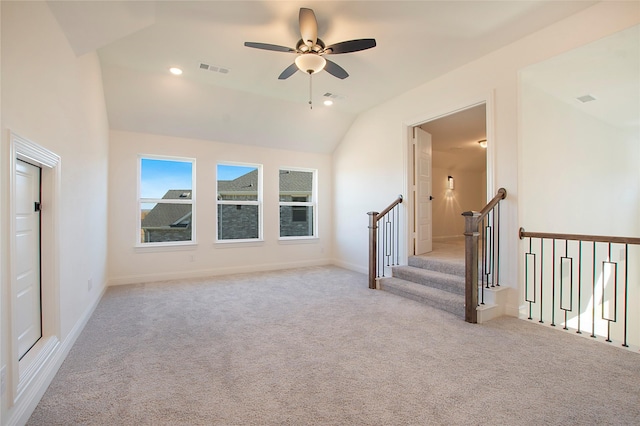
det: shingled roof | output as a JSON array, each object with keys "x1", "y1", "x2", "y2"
[
  {"x1": 217, "y1": 170, "x2": 259, "y2": 195},
  {"x1": 141, "y1": 190, "x2": 192, "y2": 228},
  {"x1": 279, "y1": 170, "x2": 312, "y2": 194},
  {"x1": 216, "y1": 169, "x2": 312, "y2": 194}
]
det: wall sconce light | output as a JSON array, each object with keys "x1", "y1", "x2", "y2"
[{"x1": 447, "y1": 175, "x2": 454, "y2": 190}]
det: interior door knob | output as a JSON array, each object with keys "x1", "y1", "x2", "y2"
[{"x1": 429, "y1": 196, "x2": 434, "y2": 201}]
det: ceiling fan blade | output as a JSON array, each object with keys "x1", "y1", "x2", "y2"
[
  {"x1": 324, "y1": 59, "x2": 349, "y2": 79},
  {"x1": 244, "y1": 42, "x2": 295, "y2": 53},
  {"x1": 299, "y1": 8, "x2": 318, "y2": 47},
  {"x1": 325, "y1": 39, "x2": 377, "y2": 54},
  {"x1": 278, "y1": 63, "x2": 299, "y2": 80}
]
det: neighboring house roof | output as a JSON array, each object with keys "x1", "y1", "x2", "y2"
[
  {"x1": 279, "y1": 170, "x2": 312, "y2": 195},
  {"x1": 217, "y1": 169, "x2": 312, "y2": 196},
  {"x1": 143, "y1": 170, "x2": 312, "y2": 227},
  {"x1": 218, "y1": 170, "x2": 259, "y2": 195},
  {"x1": 142, "y1": 190, "x2": 192, "y2": 228}
]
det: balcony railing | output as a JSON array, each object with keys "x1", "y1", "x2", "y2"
[{"x1": 519, "y1": 228, "x2": 640, "y2": 348}]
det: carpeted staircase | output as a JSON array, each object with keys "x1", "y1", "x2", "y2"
[
  {"x1": 381, "y1": 254, "x2": 508, "y2": 322},
  {"x1": 380, "y1": 255, "x2": 466, "y2": 318}
]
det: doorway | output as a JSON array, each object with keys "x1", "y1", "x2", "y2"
[
  {"x1": 15, "y1": 159, "x2": 43, "y2": 360},
  {"x1": 411, "y1": 103, "x2": 488, "y2": 255}
]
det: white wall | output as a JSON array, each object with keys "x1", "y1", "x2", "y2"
[
  {"x1": 520, "y1": 82, "x2": 639, "y2": 235},
  {"x1": 108, "y1": 130, "x2": 333, "y2": 285},
  {"x1": 432, "y1": 167, "x2": 484, "y2": 239},
  {"x1": 1, "y1": 1, "x2": 109, "y2": 424},
  {"x1": 332, "y1": 2, "x2": 640, "y2": 316}
]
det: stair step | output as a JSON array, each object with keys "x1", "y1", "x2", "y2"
[
  {"x1": 380, "y1": 277, "x2": 465, "y2": 318},
  {"x1": 408, "y1": 255, "x2": 465, "y2": 277},
  {"x1": 392, "y1": 265, "x2": 465, "y2": 295}
]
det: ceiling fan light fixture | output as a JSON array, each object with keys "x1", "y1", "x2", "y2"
[{"x1": 295, "y1": 54, "x2": 326, "y2": 74}]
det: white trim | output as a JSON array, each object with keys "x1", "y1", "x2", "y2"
[
  {"x1": 107, "y1": 258, "x2": 332, "y2": 286},
  {"x1": 7, "y1": 131, "x2": 62, "y2": 421},
  {"x1": 137, "y1": 155, "x2": 196, "y2": 247},
  {"x1": 215, "y1": 162, "x2": 263, "y2": 242},
  {"x1": 402, "y1": 92, "x2": 496, "y2": 264},
  {"x1": 6, "y1": 285, "x2": 106, "y2": 426},
  {"x1": 278, "y1": 167, "x2": 318, "y2": 239},
  {"x1": 278, "y1": 236, "x2": 320, "y2": 244},
  {"x1": 331, "y1": 259, "x2": 368, "y2": 275}
]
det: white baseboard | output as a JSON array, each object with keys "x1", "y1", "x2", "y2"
[
  {"x1": 331, "y1": 259, "x2": 367, "y2": 275},
  {"x1": 6, "y1": 284, "x2": 107, "y2": 426},
  {"x1": 433, "y1": 235, "x2": 464, "y2": 241},
  {"x1": 107, "y1": 259, "x2": 334, "y2": 286}
]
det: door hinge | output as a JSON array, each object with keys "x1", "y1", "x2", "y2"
[{"x1": 34, "y1": 202, "x2": 41, "y2": 212}]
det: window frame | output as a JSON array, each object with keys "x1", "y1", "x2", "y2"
[
  {"x1": 216, "y1": 162, "x2": 263, "y2": 243},
  {"x1": 137, "y1": 155, "x2": 196, "y2": 248},
  {"x1": 278, "y1": 167, "x2": 317, "y2": 240}
]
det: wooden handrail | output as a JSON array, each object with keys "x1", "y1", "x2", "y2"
[
  {"x1": 478, "y1": 187, "x2": 507, "y2": 218},
  {"x1": 368, "y1": 195, "x2": 403, "y2": 289},
  {"x1": 519, "y1": 228, "x2": 640, "y2": 245},
  {"x1": 462, "y1": 188, "x2": 507, "y2": 323},
  {"x1": 375, "y1": 195, "x2": 403, "y2": 221}
]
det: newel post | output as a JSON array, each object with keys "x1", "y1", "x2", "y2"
[
  {"x1": 462, "y1": 211, "x2": 481, "y2": 323},
  {"x1": 367, "y1": 211, "x2": 379, "y2": 289}
]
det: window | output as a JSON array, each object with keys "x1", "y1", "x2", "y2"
[
  {"x1": 279, "y1": 169, "x2": 316, "y2": 238},
  {"x1": 217, "y1": 163, "x2": 262, "y2": 241},
  {"x1": 139, "y1": 156, "x2": 195, "y2": 245}
]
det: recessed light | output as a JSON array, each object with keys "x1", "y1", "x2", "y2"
[
  {"x1": 169, "y1": 67, "x2": 183, "y2": 75},
  {"x1": 323, "y1": 100, "x2": 334, "y2": 106}
]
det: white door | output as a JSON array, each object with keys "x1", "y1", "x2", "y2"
[
  {"x1": 15, "y1": 159, "x2": 42, "y2": 359},
  {"x1": 414, "y1": 127, "x2": 433, "y2": 255}
]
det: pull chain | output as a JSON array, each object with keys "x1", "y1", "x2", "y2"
[{"x1": 308, "y1": 71, "x2": 313, "y2": 109}]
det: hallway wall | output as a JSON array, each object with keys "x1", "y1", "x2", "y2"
[{"x1": 1, "y1": 2, "x2": 110, "y2": 423}]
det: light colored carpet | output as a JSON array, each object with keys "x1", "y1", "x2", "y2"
[{"x1": 28, "y1": 266, "x2": 639, "y2": 425}]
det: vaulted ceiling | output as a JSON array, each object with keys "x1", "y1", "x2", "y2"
[{"x1": 46, "y1": 1, "x2": 596, "y2": 153}]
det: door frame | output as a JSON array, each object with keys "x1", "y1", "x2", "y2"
[
  {"x1": 8, "y1": 131, "x2": 61, "y2": 406},
  {"x1": 402, "y1": 92, "x2": 495, "y2": 261}
]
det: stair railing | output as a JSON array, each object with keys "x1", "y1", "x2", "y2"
[
  {"x1": 519, "y1": 228, "x2": 640, "y2": 348},
  {"x1": 462, "y1": 188, "x2": 507, "y2": 323},
  {"x1": 368, "y1": 195, "x2": 403, "y2": 289}
]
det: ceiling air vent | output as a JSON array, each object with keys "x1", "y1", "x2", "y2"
[
  {"x1": 198, "y1": 62, "x2": 230, "y2": 74},
  {"x1": 576, "y1": 94, "x2": 596, "y2": 103},
  {"x1": 323, "y1": 92, "x2": 346, "y2": 100}
]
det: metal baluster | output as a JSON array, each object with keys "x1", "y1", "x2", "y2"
[
  {"x1": 623, "y1": 244, "x2": 629, "y2": 347},
  {"x1": 591, "y1": 241, "x2": 596, "y2": 338},
  {"x1": 525, "y1": 237, "x2": 534, "y2": 320},
  {"x1": 395, "y1": 206, "x2": 400, "y2": 265},
  {"x1": 491, "y1": 208, "x2": 496, "y2": 287},
  {"x1": 480, "y1": 218, "x2": 485, "y2": 305},
  {"x1": 551, "y1": 239, "x2": 556, "y2": 327},
  {"x1": 577, "y1": 241, "x2": 582, "y2": 334},
  {"x1": 495, "y1": 202, "x2": 501, "y2": 287},
  {"x1": 539, "y1": 238, "x2": 544, "y2": 323}
]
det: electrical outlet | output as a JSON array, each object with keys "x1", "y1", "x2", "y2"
[
  {"x1": 88, "y1": 278, "x2": 93, "y2": 292},
  {"x1": 1, "y1": 365, "x2": 7, "y2": 395}
]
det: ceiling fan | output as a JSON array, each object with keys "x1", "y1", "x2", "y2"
[{"x1": 244, "y1": 7, "x2": 376, "y2": 80}]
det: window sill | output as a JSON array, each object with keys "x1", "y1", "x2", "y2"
[
  {"x1": 134, "y1": 242, "x2": 197, "y2": 253},
  {"x1": 278, "y1": 237, "x2": 319, "y2": 244},
  {"x1": 214, "y1": 239, "x2": 265, "y2": 249}
]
